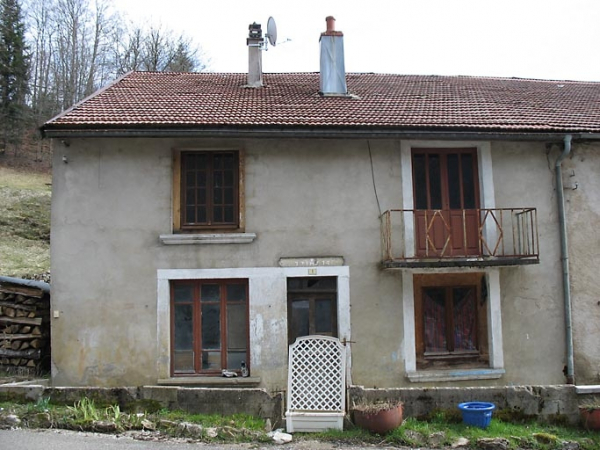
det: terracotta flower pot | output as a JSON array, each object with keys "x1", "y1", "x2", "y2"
[
  {"x1": 353, "y1": 404, "x2": 404, "y2": 434},
  {"x1": 580, "y1": 407, "x2": 600, "y2": 431}
]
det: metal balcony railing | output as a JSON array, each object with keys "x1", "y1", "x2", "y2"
[{"x1": 381, "y1": 208, "x2": 539, "y2": 266}]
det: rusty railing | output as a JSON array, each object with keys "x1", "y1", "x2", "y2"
[{"x1": 381, "y1": 208, "x2": 539, "y2": 263}]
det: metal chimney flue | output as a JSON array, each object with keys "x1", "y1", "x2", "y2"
[
  {"x1": 247, "y1": 22, "x2": 263, "y2": 87},
  {"x1": 320, "y1": 16, "x2": 347, "y2": 96}
]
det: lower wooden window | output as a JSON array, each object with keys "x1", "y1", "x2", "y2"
[
  {"x1": 171, "y1": 279, "x2": 248, "y2": 376},
  {"x1": 414, "y1": 273, "x2": 488, "y2": 369}
]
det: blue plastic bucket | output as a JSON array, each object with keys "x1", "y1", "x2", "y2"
[{"x1": 458, "y1": 402, "x2": 495, "y2": 428}]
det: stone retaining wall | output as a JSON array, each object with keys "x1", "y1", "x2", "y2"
[{"x1": 0, "y1": 382, "x2": 584, "y2": 425}]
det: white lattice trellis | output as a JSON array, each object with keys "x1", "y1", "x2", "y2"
[{"x1": 286, "y1": 336, "x2": 346, "y2": 432}]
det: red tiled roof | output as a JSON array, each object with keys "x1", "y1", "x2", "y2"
[{"x1": 43, "y1": 72, "x2": 600, "y2": 134}]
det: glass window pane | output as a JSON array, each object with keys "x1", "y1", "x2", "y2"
[
  {"x1": 461, "y1": 154, "x2": 476, "y2": 209},
  {"x1": 224, "y1": 171, "x2": 234, "y2": 186},
  {"x1": 413, "y1": 154, "x2": 427, "y2": 209},
  {"x1": 290, "y1": 299, "x2": 310, "y2": 341},
  {"x1": 174, "y1": 284, "x2": 194, "y2": 303},
  {"x1": 197, "y1": 189, "x2": 206, "y2": 205},
  {"x1": 315, "y1": 298, "x2": 334, "y2": 333},
  {"x1": 447, "y1": 153, "x2": 461, "y2": 209},
  {"x1": 195, "y1": 153, "x2": 208, "y2": 170},
  {"x1": 185, "y1": 170, "x2": 196, "y2": 187},
  {"x1": 224, "y1": 206, "x2": 234, "y2": 223},
  {"x1": 224, "y1": 188, "x2": 234, "y2": 205},
  {"x1": 185, "y1": 206, "x2": 195, "y2": 223},
  {"x1": 201, "y1": 304, "x2": 220, "y2": 349},
  {"x1": 227, "y1": 284, "x2": 246, "y2": 302},
  {"x1": 174, "y1": 304, "x2": 193, "y2": 350},
  {"x1": 213, "y1": 187, "x2": 222, "y2": 204},
  {"x1": 202, "y1": 351, "x2": 221, "y2": 370},
  {"x1": 223, "y1": 153, "x2": 234, "y2": 170},
  {"x1": 227, "y1": 351, "x2": 246, "y2": 371},
  {"x1": 428, "y1": 154, "x2": 442, "y2": 209},
  {"x1": 423, "y1": 287, "x2": 447, "y2": 353},
  {"x1": 213, "y1": 171, "x2": 223, "y2": 189},
  {"x1": 227, "y1": 304, "x2": 247, "y2": 350},
  {"x1": 196, "y1": 171, "x2": 206, "y2": 187},
  {"x1": 197, "y1": 206, "x2": 207, "y2": 223},
  {"x1": 185, "y1": 189, "x2": 196, "y2": 206},
  {"x1": 453, "y1": 287, "x2": 477, "y2": 351},
  {"x1": 201, "y1": 284, "x2": 220, "y2": 302},
  {"x1": 213, "y1": 206, "x2": 223, "y2": 222},
  {"x1": 173, "y1": 350, "x2": 194, "y2": 372},
  {"x1": 213, "y1": 154, "x2": 223, "y2": 170}
]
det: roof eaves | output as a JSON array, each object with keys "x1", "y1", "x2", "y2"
[{"x1": 39, "y1": 124, "x2": 591, "y2": 141}]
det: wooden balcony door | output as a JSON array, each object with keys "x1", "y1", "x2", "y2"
[{"x1": 412, "y1": 148, "x2": 481, "y2": 257}]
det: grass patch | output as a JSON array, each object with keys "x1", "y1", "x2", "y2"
[
  {"x1": 0, "y1": 166, "x2": 51, "y2": 277},
  {"x1": 1, "y1": 397, "x2": 600, "y2": 448}
]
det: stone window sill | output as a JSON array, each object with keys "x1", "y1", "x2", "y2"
[
  {"x1": 160, "y1": 233, "x2": 257, "y2": 245},
  {"x1": 406, "y1": 368, "x2": 505, "y2": 383},
  {"x1": 157, "y1": 377, "x2": 261, "y2": 387}
]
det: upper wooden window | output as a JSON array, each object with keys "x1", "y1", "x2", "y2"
[
  {"x1": 173, "y1": 150, "x2": 243, "y2": 232},
  {"x1": 414, "y1": 273, "x2": 489, "y2": 370}
]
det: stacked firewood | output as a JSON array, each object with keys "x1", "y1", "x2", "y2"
[{"x1": 0, "y1": 283, "x2": 50, "y2": 372}]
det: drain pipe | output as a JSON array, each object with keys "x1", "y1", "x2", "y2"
[{"x1": 555, "y1": 134, "x2": 574, "y2": 384}]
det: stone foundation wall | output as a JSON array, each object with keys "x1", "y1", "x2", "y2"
[{"x1": 348, "y1": 385, "x2": 580, "y2": 424}]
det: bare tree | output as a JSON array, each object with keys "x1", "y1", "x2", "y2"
[{"x1": 24, "y1": 0, "x2": 209, "y2": 121}]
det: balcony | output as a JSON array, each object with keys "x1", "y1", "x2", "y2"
[{"x1": 381, "y1": 208, "x2": 539, "y2": 268}]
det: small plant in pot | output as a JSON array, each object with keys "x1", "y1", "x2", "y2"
[
  {"x1": 579, "y1": 403, "x2": 600, "y2": 431},
  {"x1": 351, "y1": 400, "x2": 404, "y2": 434}
]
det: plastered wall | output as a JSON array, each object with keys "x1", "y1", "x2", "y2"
[{"x1": 50, "y1": 137, "x2": 589, "y2": 388}]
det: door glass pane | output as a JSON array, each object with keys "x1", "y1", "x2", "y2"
[
  {"x1": 428, "y1": 154, "x2": 442, "y2": 209},
  {"x1": 453, "y1": 287, "x2": 477, "y2": 351},
  {"x1": 287, "y1": 277, "x2": 337, "y2": 291},
  {"x1": 413, "y1": 154, "x2": 428, "y2": 209},
  {"x1": 461, "y1": 154, "x2": 476, "y2": 209},
  {"x1": 290, "y1": 299, "x2": 309, "y2": 341},
  {"x1": 201, "y1": 304, "x2": 220, "y2": 349},
  {"x1": 227, "y1": 304, "x2": 247, "y2": 350},
  {"x1": 315, "y1": 298, "x2": 334, "y2": 334},
  {"x1": 201, "y1": 284, "x2": 220, "y2": 302},
  {"x1": 227, "y1": 284, "x2": 246, "y2": 302},
  {"x1": 447, "y1": 153, "x2": 462, "y2": 209},
  {"x1": 423, "y1": 287, "x2": 447, "y2": 353}
]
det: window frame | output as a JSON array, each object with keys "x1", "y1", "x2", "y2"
[
  {"x1": 170, "y1": 278, "x2": 249, "y2": 377},
  {"x1": 414, "y1": 272, "x2": 489, "y2": 370},
  {"x1": 172, "y1": 149, "x2": 245, "y2": 233}
]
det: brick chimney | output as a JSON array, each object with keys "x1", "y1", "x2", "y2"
[
  {"x1": 319, "y1": 16, "x2": 347, "y2": 96},
  {"x1": 247, "y1": 22, "x2": 263, "y2": 87}
]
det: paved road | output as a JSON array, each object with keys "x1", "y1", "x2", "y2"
[{"x1": 0, "y1": 429, "x2": 421, "y2": 449}]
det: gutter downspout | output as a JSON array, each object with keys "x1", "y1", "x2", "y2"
[{"x1": 556, "y1": 134, "x2": 574, "y2": 384}]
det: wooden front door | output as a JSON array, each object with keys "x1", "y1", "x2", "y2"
[{"x1": 412, "y1": 148, "x2": 480, "y2": 257}]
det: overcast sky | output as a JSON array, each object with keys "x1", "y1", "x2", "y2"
[{"x1": 115, "y1": 0, "x2": 600, "y2": 82}]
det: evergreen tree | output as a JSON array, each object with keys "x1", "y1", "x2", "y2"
[{"x1": 0, "y1": 0, "x2": 29, "y2": 153}]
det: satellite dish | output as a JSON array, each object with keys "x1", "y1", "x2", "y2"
[{"x1": 266, "y1": 17, "x2": 277, "y2": 47}]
